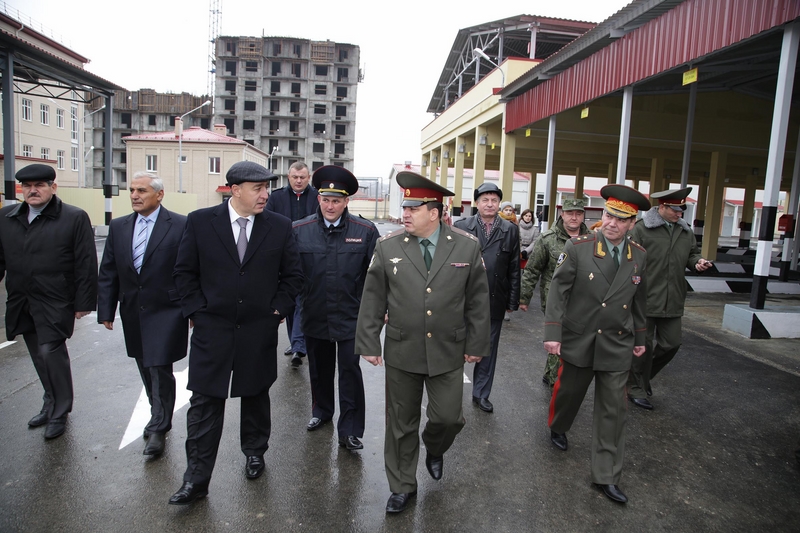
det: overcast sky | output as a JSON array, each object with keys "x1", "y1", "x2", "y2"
[{"x1": 14, "y1": 0, "x2": 632, "y2": 177}]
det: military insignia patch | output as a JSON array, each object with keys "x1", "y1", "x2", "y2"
[
  {"x1": 390, "y1": 258, "x2": 402, "y2": 264},
  {"x1": 632, "y1": 275, "x2": 641, "y2": 285},
  {"x1": 556, "y1": 252, "x2": 567, "y2": 267},
  {"x1": 589, "y1": 272, "x2": 594, "y2": 280}
]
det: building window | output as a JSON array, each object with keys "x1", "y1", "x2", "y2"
[
  {"x1": 314, "y1": 104, "x2": 326, "y2": 115},
  {"x1": 121, "y1": 113, "x2": 132, "y2": 128},
  {"x1": 313, "y1": 143, "x2": 324, "y2": 153},
  {"x1": 335, "y1": 124, "x2": 346, "y2": 137},
  {"x1": 244, "y1": 80, "x2": 257, "y2": 92},
  {"x1": 209, "y1": 157, "x2": 221, "y2": 174},
  {"x1": 146, "y1": 154, "x2": 157, "y2": 172},
  {"x1": 289, "y1": 140, "x2": 298, "y2": 153},
  {"x1": 292, "y1": 63, "x2": 301, "y2": 77},
  {"x1": 70, "y1": 106, "x2": 78, "y2": 141},
  {"x1": 245, "y1": 61, "x2": 258, "y2": 72},
  {"x1": 336, "y1": 105, "x2": 346, "y2": 118},
  {"x1": 244, "y1": 100, "x2": 257, "y2": 111},
  {"x1": 271, "y1": 62, "x2": 281, "y2": 76},
  {"x1": 293, "y1": 44, "x2": 302, "y2": 56},
  {"x1": 270, "y1": 81, "x2": 281, "y2": 94},
  {"x1": 313, "y1": 123, "x2": 325, "y2": 134},
  {"x1": 201, "y1": 118, "x2": 210, "y2": 129},
  {"x1": 337, "y1": 86, "x2": 347, "y2": 99},
  {"x1": 337, "y1": 67, "x2": 349, "y2": 82},
  {"x1": 22, "y1": 98, "x2": 32, "y2": 121},
  {"x1": 273, "y1": 42, "x2": 282, "y2": 55},
  {"x1": 71, "y1": 146, "x2": 79, "y2": 171},
  {"x1": 312, "y1": 161, "x2": 323, "y2": 171},
  {"x1": 315, "y1": 65, "x2": 328, "y2": 77},
  {"x1": 333, "y1": 161, "x2": 344, "y2": 167},
  {"x1": 269, "y1": 119, "x2": 279, "y2": 133},
  {"x1": 224, "y1": 99, "x2": 236, "y2": 111},
  {"x1": 120, "y1": 152, "x2": 127, "y2": 164},
  {"x1": 243, "y1": 120, "x2": 255, "y2": 130},
  {"x1": 41, "y1": 147, "x2": 50, "y2": 160},
  {"x1": 225, "y1": 80, "x2": 236, "y2": 94},
  {"x1": 223, "y1": 118, "x2": 235, "y2": 134},
  {"x1": 40, "y1": 104, "x2": 50, "y2": 125},
  {"x1": 270, "y1": 100, "x2": 280, "y2": 113},
  {"x1": 169, "y1": 116, "x2": 176, "y2": 127},
  {"x1": 225, "y1": 61, "x2": 236, "y2": 75},
  {"x1": 56, "y1": 108, "x2": 65, "y2": 129},
  {"x1": 315, "y1": 84, "x2": 327, "y2": 95},
  {"x1": 290, "y1": 102, "x2": 300, "y2": 114},
  {"x1": 291, "y1": 82, "x2": 301, "y2": 95},
  {"x1": 339, "y1": 49, "x2": 348, "y2": 61},
  {"x1": 57, "y1": 150, "x2": 65, "y2": 169},
  {"x1": 148, "y1": 115, "x2": 156, "y2": 126},
  {"x1": 334, "y1": 142, "x2": 345, "y2": 155},
  {"x1": 289, "y1": 121, "x2": 299, "y2": 133},
  {"x1": 22, "y1": 144, "x2": 33, "y2": 157},
  {"x1": 226, "y1": 41, "x2": 236, "y2": 54}
]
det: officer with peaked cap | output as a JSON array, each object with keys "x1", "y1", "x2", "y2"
[
  {"x1": 356, "y1": 171, "x2": 491, "y2": 513},
  {"x1": 0, "y1": 164, "x2": 97, "y2": 439},
  {"x1": 627, "y1": 186, "x2": 712, "y2": 410},
  {"x1": 544, "y1": 184, "x2": 650, "y2": 504},
  {"x1": 170, "y1": 160, "x2": 303, "y2": 505},
  {"x1": 292, "y1": 166, "x2": 379, "y2": 451}
]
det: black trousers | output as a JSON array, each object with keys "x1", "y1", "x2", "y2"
[
  {"x1": 23, "y1": 333, "x2": 73, "y2": 420},
  {"x1": 305, "y1": 336, "x2": 365, "y2": 438},
  {"x1": 135, "y1": 359, "x2": 175, "y2": 435},
  {"x1": 182, "y1": 388, "x2": 271, "y2": 485},
  {"x1": 472, "y1": 318, "x2": 503, "y2": 399}
]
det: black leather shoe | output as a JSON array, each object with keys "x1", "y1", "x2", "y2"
[
  {"x1": 245, "y1": 455, "x2": 265, "y2": 479},
  {"x1": 306, "y1": 417, "x2": 330, "y2": 431},
  {"x1": 472, "y1": 396, "x2": 494, "y2": 413},
  {"x1": 385, "y1": 491, "x2": 416, "y2": 513},
  {"x1": 595, "y1": 483, "x2": 628, "y2": 503},
  {"x1": 169, "y1": 481, "x2": 209, "y2": 505},
  {"x1": 550, "y1": 431, "x2": 568, "y2": 451},
  {"x1": 143, "y1": 433, "x2": 166, "y2": 456},
  {"x1": 28, "y1": 410, "x2": 49, "y2": 428},
  {"x1": 291, "y1": 353, "x2": 303, "y2": 367},
  {"x1": 44, "y1": 416, "x2": 67, "y2": 439},
  {"x1": 143, "y1": 428, "x2": 150, "y2": 439},
  {"x1": 284, "y1": 345, "x2": 294, "y2": 356},
  {"x1": 646, "y1": 384, "x2": 653, "y2": 397},
  {"x1": 629, "y1": 397, "x2": 654, "y2": 410},
  {"x1": 338, "y1": 436, "x2": 363, "y2": 450},
  {"x1": 425, "y1": 451, "x2": 443, "y2": 480}
]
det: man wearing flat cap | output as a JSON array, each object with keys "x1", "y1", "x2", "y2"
[
  {"x1": 292, "y1": 166, "x2": 378, "y2": 451},
  {"x1": 169, "y1": 160, "x2": 303, "y2": 505},
  {"x1": 520, "y1": 198, "x2": 590, "y2": 387},
  {"x1": 626, "y1": 187, "x2": 712, "y2": 410},
  {"x1": 0, "y1": 164, "x2": 97, "y2": 439},
  {"x1": 453, "y1": 182, "x2": 520, "y2": 413},
  {"x1": 356, "y1": 172, "x2": 491, "y2": 514},
  {"x1": 544, "y1": 184, "x2": 649, "y2": 504}
]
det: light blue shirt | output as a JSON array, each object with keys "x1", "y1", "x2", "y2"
[{"x1": 132, "y1": 206, "x2": 161, "y2": 253}]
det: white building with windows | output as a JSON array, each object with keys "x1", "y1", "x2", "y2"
[{"x1": 123, "y1": 123, "x2": 268, "y2": 211}]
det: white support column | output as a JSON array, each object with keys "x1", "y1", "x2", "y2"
[
  {"x1": 616, "y1": 86, "x2": 633, "y2": 184},
  {"x1": 542, "y1": 115, "x2": 557, "y2": 231},
  {"x1": 752, "y1": 20, "x2": 799, "y2": 309},
  {"x1": 785, "y1": 128, "x2": 800, "y2": 271}
]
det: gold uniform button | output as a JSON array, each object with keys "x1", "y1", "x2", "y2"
[
  {"x1": 427, "y1": 310, "x2": 432, "y2": 316},
  {"x1": 623, "y1": 304, "x2": 628, "y2": 309},
  {"x1": 618, "y1": 331, "x2": 623, "y2": 335},
  {"x1": 597, "y1": 329, "x2": 602, "y2": 334},
  {"x1": 601, "y1": 303, "x2": 606, "y2": 308},
  {"x1": 426, "y1": 288, "x2": 432, "y2": 293},
  {"x1": 427, "y1": 332, "x2": 432, "y2": 338}
]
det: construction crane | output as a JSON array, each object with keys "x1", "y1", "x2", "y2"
[{"x1": 207, "y1": 0, "x2": 222, "y2": 115}]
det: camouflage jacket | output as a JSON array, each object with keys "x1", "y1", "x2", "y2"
[{"x1": 520, "y1": 217, "x2": 589, "y2": 312}]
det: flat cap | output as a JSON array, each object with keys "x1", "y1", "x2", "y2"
[
  {"x1": 651, "y1": 187, "x2": 692, "y2": 211},
  {"x1": 396, "y1": 171, "x2": 454, "y2": 207},
  {"x1": 562, "y1": 198, "x2": 585, "y2": 212},
  {"x1": 16, "y1": 164, "x2": 56, "y2": 182},
  {"x1": 601, "y1": 184, "x2": 651, "y2": 219},
  {"x1": 474, "y1": 182, "x2": 503, "y2": 202},
  {"x1": 226, "y1": 161, "x2": 277, "y2": 186},
  {"x1": 312, "y1": 166, "x2": 359, "y2": 197}
]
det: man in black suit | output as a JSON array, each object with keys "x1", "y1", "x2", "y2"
[
  {"x1": 168, "y1": 161, "x2": 303, "y2": 505},
  {"x1": 265, "y1": 161, "x2": 318, "y2": 367},
  {"x1": 97, "y1": 172, "x2": 188, "y2": 457}
]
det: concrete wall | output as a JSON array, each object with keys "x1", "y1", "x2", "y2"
[{"x1": 56, "y1": 187, "x2": 199, "y2": 226}]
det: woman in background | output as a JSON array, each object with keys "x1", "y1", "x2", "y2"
[{"x1": 518, "y1": 209, "x2": 539, "y2": 270}]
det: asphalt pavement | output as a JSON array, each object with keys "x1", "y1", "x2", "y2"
[{"x1": 0, "y1": 222, "x2": 798, "y2": 532}]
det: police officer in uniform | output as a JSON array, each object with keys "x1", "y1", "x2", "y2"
[
  {"x1": 293, "y1": 167, "x2": 379, "y2": 450},
  {"x1": 356, "y1": 172, "x2": 490, "y2": 514},
  {"x1": 544, "y1": 184, "x2": 650, "y2": 504}
]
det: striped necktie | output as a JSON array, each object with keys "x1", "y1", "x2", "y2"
[{"x1": 133, "y1": 217, "x2": 149, "y2": 273}]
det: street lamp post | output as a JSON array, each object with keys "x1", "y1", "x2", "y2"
[
  {"x1": 473, "y1": 48, "x2": 506, "y2": 88},
  {"x1": 268, "y1": 145, "x2": 278, "y2": 171},
  {"x1": 78, "y1": 105, "x2": 106, "y2": 188},
  {"x1": 178, "y1": 100, "x2": 211, "y2": 193}
]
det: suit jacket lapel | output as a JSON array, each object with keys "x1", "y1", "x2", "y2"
[
  {"x1": 606, "y1": 243, "x2": 636, "y2": 299},
  {"x1": 400, "y1": 233, "x2": 429, "y2": 278},
  {"x1": 211, "y1": 201, "x2": 241, "y2": 265},
  {"x1": 122, "y1": 212, "x2": 137, "y2": 273},
  {"x1": 141, "y1": 208, "x2": 171, "y2": 269},
  {"x1": 592, "y1": 234, "x2": 617, "y2": 284},
  {"x1": 427, "y1": 225, "x2": 455, "y2": 280}
]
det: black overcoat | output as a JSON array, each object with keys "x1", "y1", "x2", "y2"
[
  {"x1": 0, "y1": 196, "x2": 97, "y2": 343},
  {"x1": 174, "y1": 201, "x2": 303, "y2": 398},
  {"x1": 97, "y1": 207, "x2": 188, "y2": 366}
]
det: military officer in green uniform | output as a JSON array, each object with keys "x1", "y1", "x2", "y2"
[
  {"x1": 626, "y1": 187, "x2": 712, "y2": 409},
  {"x1": 356, "y1": 172, "x2": 491, "y2": 514},
  {"x1": 520, "y1": 198, "x2": 590, "y2": 386},
  {"x1": 545, "y1": 184, "x2": 650, "y2": 504}
]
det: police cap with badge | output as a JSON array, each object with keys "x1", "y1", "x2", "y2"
[
  {"x1": 313, "y1": 165, "x2": 359, "y2": 197},
  {"x1": 16, "y1": 164, "x2": 56, "y2": 182},
  {"x1": 650, "y1": 187, "x2": 692, "y2": 211},
  {"x1": 601, "y1": 184, "x2": 651, "y2": 219},
  {"x1": 396, "y1": 171, "x2": 454, "y2": 207},
  {"x1": 226, "y1": 161, "x2": 277, "y2": 186}
]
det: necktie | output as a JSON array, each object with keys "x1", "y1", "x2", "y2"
[
  {"x1": 133, "y1": 218, "x2": 149, "y2": 273},
  {"x1": 612, "y1": 246, "x2": 620, "y2": 269},
  {"x1": 236, "y1": 217, "x2": 248, "y2": 262},
  {"x1": 420, "y1": 239, "x2": 432, "y2": 271}
]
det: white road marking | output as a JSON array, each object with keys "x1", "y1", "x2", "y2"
[
  {"x1": 0, "y1": 340, "x2": 17, "y2": 350},
  {"x1": 119, "y1": 367, "x2": 192, "y2": 450}
]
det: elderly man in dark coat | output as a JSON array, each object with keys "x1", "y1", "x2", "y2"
[
  {"x1": 168, "y1": 161, "x2": 303, "y2": 505},
  {"x1": 97, "y1": 172, "x2": 188, "y2": 456},
  {"x1": 0, "y1": 164, "x2": 97, "y2": 440}
]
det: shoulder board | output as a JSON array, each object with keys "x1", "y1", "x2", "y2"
[
  {"x1": 449, "y1": 226, "x2": 479, "y2": 241},
  {"x1": 571, "y1": 234, "x2": 596, "y2": 245},
  {"x1": 379, "y1": 228, "x2": 406, "y2": 242}
]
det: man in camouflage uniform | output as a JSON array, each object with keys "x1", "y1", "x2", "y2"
[{"x1": 520, "y1": 199, "x2": 589, "y2": 386}]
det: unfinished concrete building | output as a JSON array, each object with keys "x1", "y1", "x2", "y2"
[{"x1": 213, "y1": 36, "x2": 361, "y2": 183}]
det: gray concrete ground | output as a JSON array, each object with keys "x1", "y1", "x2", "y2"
[{"x1": 0, "y1": 222, "x2": 798, "y2": 532}]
